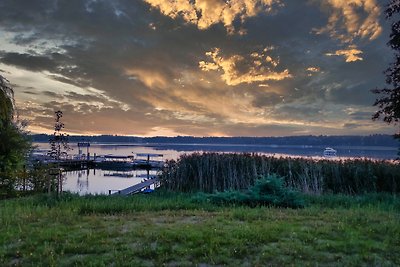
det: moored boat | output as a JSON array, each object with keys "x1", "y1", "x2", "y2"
[{"x1": 323, "y1": 147, "x2": 337, "y2": 158}]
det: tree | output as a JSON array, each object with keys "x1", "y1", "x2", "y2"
[
  {"x1": 48, "y1": 110, "x2": 70, "y2": 161},
  {"x1": 0, "y1": 75, "x2": 31, "y2": 197},
  {"x1": 47, "y1": 110, "x2": 70, "y2": 194},
  {"x1": 0, "y1": 76, "x2": 14, "y2": 124},
  {"x1": 373, "y1": 0, "x2": 400, "y2": 157}
]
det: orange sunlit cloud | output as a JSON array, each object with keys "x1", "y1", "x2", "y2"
[
  {"x1": 144, "y1": 0, "x2": 283, "y2": 34},
  {"x1": 0, "y1": 0, "x2": 395, "y2": 136},
  {"x1": 326, "y1": 46, "x2": 364, "y2": 62},
  {"x1": 199, "y1": 48, "x2": 292, "y2": 86}
]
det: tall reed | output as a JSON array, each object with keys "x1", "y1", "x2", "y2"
[{"x1": 159, "y1": 153, "x2": 400, "y2": 194}]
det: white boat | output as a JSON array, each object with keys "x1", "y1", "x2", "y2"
[{"x1": 323, "y1": 147, "x2": 337, "y2": 158}]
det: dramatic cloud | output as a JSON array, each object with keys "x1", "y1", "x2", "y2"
[
  {"x1": 326, "y1": 45, "x2": 364, "y2": 62},
  {"x1": 0, "y1": 0, "x2": 394, "y2": 136},
  {"x1": 314, "y1": 0, "x2": 382, "y2": 44},
  {"x1": 199, "y1": 47, "x2": 291, "y2": 86},
  {"x1": 144, "y1": 0, "x2": 283, "y2": 33}
]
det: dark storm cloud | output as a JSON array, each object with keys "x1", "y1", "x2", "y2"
[
  {"x1": 22, "y1": 90, "x2": 38, "y2": 95},
  {"x1": 0, "y1": 0, "x2": 395, "y2": 136},
  {"x1": 0, "y1": 52, "x2": 59, "y2": 72}
]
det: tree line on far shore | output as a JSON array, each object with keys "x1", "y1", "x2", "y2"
[{"x1": 29, "y1": 134, "x2": 398, "y2": 147}]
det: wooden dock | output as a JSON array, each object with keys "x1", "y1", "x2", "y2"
[
  {"x1": 59, "y1": 159, "x2": 94, "y2": 169},
  {"x1": 109, "y1": 178, "x2": 159, "y2": 196}
]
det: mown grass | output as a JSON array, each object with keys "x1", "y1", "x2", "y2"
[{"x1": 1, "y1": 192, "x2": 399, "y2": 266}]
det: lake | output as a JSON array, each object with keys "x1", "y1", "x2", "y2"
[{"x1": 34, "y1": 142, "x2": 398, "y2": 195}]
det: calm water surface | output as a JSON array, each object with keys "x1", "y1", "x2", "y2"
[
  {"x1": 34, "y1": 142, "x2": 398, "y2": 195},
  {"x1": 35, "y1": 143, "x2": 181, "y2": 195}
]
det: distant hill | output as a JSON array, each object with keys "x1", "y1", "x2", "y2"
[{"x1": 30, "y1": 134, "x2": 399, "y2": 147}]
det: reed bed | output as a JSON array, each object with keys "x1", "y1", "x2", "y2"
[{"x1": 159, "y1": 153, "x2": 400, "y2": 194}]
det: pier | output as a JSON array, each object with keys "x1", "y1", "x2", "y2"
[
  {"x1": 109, "y1": 178, "x2": 160, "y2": 195},
  {"x1": 31, "y1": 153, "x2": 164, "y2": 171},
  {"x1": 30, "y1": 149, "x2": 164, "y2": 195},
  {"x1": 59, "y1": 159, "x2": 95, "y2": 169}
]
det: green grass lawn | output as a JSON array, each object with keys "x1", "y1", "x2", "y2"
[{"x1": 0, "y1": 192, "x2": 399, "y2": 266}]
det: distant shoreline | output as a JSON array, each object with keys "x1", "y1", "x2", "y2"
[
  {"x1": 30, "y1": 134, "x2": 399, "y2": 148},
  {"x1": 33, "y1": 141, "x2": 398, "y2": 160}
]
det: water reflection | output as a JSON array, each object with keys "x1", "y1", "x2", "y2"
[
  {"x1": 64, "y1": 168, "x2": 158, "y2": 195},
  {"x1": 34, "y1": 142, "x2": 398, "y2": 195}
]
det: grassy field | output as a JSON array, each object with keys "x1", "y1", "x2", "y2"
[{"x1": 0, "y1": 192, "x2": 399, "y2": 266}]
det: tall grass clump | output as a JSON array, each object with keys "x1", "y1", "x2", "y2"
[{"x1": 159, "y1": 153, "x2": 400, "y2": 194}]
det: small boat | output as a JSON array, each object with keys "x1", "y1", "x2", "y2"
[{"x1": 323, "y1": 147, "x2": 337, "y2": 158}]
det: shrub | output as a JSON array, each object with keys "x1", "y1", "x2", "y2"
[{"x1": 192, "y1": 174, "x2": 305, "y2": 209}]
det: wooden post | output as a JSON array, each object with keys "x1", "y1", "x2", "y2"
[
  {"x1": 59, "y1": 169, "x2": 63, "y2": 194},
  {"x1": 48, "y1": 173, "x2": 51, "y2": 194},
  {"x1": 22, "y1": 165, "x2": 26, "y2": 192}
]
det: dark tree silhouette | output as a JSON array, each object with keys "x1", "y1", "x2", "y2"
[
  {"x1": 47, "y1": 110, "x2": 70, "y2": 194},
  {"x1": 373, "y1": 1, "x2": 400, "y2": 124},
  {"x1": 373, "y1": 0, "x2": 400, "y2": 157},
  {"x1": 48, "y1": 110, "x2": 70, "y2": 161},
  {"x1": 0, "y1": 75, "x2": 31, "y2": 197}
]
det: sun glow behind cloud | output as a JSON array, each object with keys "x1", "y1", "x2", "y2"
[{"x1": 0, "y1": 0, "x2": 393, "y2": 136}]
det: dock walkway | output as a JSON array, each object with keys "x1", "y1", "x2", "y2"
[{"x1": 110, "y1": 178, "x2": 159, "y2": 195}]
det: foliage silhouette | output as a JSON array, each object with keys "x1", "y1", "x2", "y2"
[
  {"x1": 373, "y1": 0, "x2": 400, "y2": 157},
  {"x1": 0, "y1": 75, "x2": 31, "y2": 198}
]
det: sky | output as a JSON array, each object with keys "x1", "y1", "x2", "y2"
[{"x1": 0, "y1": 0, "x2": 397, "y2": 137}]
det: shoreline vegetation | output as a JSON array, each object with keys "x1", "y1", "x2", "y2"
[
  {"x1": 1, "y1": 153, "x2": 399, "y2": 265},
  {"x1": 160, "y1": 153, "x2": 399, "y2": 195}
]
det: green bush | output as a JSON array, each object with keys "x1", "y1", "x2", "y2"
[{"x1": 192, "y1": 174, "x2": 305, "y2": 209}]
